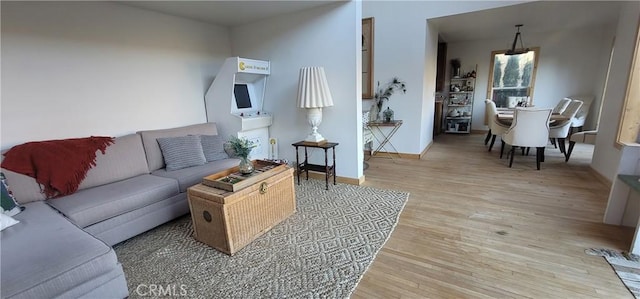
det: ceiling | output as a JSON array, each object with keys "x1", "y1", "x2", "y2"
[
  {"x1": 117, "y1": 1, "x2": 622, "y2": 42},
  {"x1": 430, "y1": 1, "x2": 622, "y2": 43},
  {"x1": 117, "y1": 1, "x2": 338, "y2": 27}
]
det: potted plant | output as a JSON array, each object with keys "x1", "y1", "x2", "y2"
[
  {"x1": 228, "y1": 136, "x2": 257, "y2": 174},
  {"x1": 372, "y1": 77, "x2": 407, "y2": 122}
]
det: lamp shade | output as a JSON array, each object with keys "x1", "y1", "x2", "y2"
[{"x1": 297, "y1": 67, "x2": 334, "y2": 108}]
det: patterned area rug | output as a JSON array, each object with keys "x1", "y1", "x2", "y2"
[
  {"x1": 585, "y1": 248, "x2": 640, "y2": 298},
  {"x1": 113, "y1": 179, "x2": 409, "y2": 298}
]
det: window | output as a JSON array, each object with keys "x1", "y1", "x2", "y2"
[{"x1": 486, "y1": 48, "x2": 540, "y2": 108}]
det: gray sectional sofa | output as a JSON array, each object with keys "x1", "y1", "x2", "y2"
[{"x1": 1, "y1": 123, "x2": 239, "y2": 299}]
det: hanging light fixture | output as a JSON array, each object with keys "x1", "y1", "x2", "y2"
[{"x1": 505, "y1": 24, "x2": 530, "y2": 56}]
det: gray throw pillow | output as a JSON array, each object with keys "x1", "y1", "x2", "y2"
[
  {"x1": 157, "y1": 135, "x2": 206, "y2": 171},
  {"x1": 200, "y1": 135, "x2": 229, "y2": 162}
]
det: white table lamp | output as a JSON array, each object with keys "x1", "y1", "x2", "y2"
[{"x1": 297, "y1": 67, "x2": 334, "y2": 144}]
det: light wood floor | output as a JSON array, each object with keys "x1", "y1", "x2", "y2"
[{"x1": 353, "y1": 133, "x2": 635, "y2": 298}]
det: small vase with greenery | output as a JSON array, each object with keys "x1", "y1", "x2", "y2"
[
  {"x1": 373, "y1": 77, "x2": 406, "y2": 121},
  {"x1": 228, "y1": 136, "x2": 256, "y2": 174}
]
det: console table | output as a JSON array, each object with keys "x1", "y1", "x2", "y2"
[
  {"x1": 292, "y1": 141, "x2": 338, "y2": 190},
  {"x1": 367, "y1": 120, "x2": 403, "y2": 159}
]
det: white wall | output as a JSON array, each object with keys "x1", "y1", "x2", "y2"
[
  {"x1": 1, "y1": 2, "x2": 230, "y2": 149},
  {"x1": 421, "y1": 22, "x2": 440, "y2": 148},
  {"x1": 363, "y1": 1, "x2": 525, "y2": 155},
  {"x1": 447, "y1": 25, "x2": 616, "y2": 131},
  {"x1": 230, "y1": 2, "x2": 362, "y2": 179},
  {"x1": 592, "y1": 1, "x2": 640, "y2": 181}
]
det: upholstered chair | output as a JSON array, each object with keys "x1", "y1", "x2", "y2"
[
  {"x1": 547, "y1": 98, "x2": 571, "y2": 147},
  {"x1": 552, "y1": 98, "x2": 571, "y2": 114},
  {"x1": 500, "y1": 108, "x2": 553, "y2": 170},
  {"x1": 568, "y1": 95, "x2": 594, "y2": 133},
  {"x1": 484, "y1": 99, "x2": 510, "y2": 152},
  {"x1": 549, "y1": 100, "x2": 583, "y2": 155},
  {"x1": 565, "y1": 130, "x2": 597, "y2": 162}
]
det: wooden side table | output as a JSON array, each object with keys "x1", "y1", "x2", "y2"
[{"x1": 292, "y1": 141, "x2": 338, "y2": 190}]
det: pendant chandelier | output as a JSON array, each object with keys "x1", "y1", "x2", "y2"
[{"x1": 506, "y1": 24, "x2": 530, "y2": 56}]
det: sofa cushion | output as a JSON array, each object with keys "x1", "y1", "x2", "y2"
[
  {"x1": 152, "y1": 158, "x2": 240, "y2": 192},
  {"x1": 47, "y1": 174, "x2": 180, "y2": 228},
  {"x1": 157, "y1": 135, "x2": 207, "y2": 171},
  {"x1": 0, "y1": 168, "x2": 47, "y2": 204},
  {"x1": 85, "y1": 193, "x2": 188, "y2": 246},
  {"x1": 201, "y1": 135, "x2": 229, "y2": 162},
  {"x1": 0, "y1": 213, "x2": 19, "y2": 231},
  {"x1": 1, "y1": 201, "x2": 123, "y2": 299},
  {"x1": 0, "y1": 134, "x2": 149, "y2": 204},
  {"x1": 138, "y1": 123, "x2": 219, "y2": 172},
  {"x1": 79, "y1": 133, "x2": 150, "y2": 190}
]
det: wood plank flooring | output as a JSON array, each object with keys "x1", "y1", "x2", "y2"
[{"x1": 353, "y1": 133, "x2": 635, "y2": 298}]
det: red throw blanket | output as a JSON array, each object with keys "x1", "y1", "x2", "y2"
[{"x1": 1, "y1": 136, "x2": 114, "y2": 198}]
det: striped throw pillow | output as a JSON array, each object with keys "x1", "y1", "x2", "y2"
[
  {"x1": 157, "y1": 135, "x2": 206, "y2": 171},
  {"x1": 200, "y1": 135, "x2": 229, "y2": 162}
]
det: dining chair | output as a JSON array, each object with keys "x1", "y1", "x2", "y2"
[
  {"x1": 500, "y1": 108, "x2": 553, "y2": 170},
  {"x1": 549, "y1": 100, "x2": 583, "y2": 156},
  {"x1": 568, "y1": 95, "x2": 594, "y2": 134},
  {"x1": 565, "y1": 130, "x2": 597, "y2": 162},
  {"x1": 552, "y1": 98, "x2": 571, "y2": 114},
  {"x1": 485, "y1": 99, "x2": 510, "y2": 152},
  {"x1": 548, "y1": 98, "x2": 572, "y2": 147},
  {"x1": 484, "y1": 99, "x2": 492, "y2": 145}
]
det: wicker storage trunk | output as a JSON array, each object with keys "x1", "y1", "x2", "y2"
[{"x1": 187, "y1": 167, "x2": 295, "y2": 255}]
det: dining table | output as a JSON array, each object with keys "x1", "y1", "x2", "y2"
[{"x1": 497, "y1": 111, "x2": 569, "y2": 123}]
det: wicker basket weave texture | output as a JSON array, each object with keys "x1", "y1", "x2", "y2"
[{"x1": 188, "y1": 167, "x2": 295, "y2": 255}]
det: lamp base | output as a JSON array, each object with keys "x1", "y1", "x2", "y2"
[
  {"x1": 302, "y1": 140, "x2": 328, "y2": 146},
  {"x1": 303, "y1": 107, "x2": 328, "y2": 145},
  {"x1": 304, "y1": 133, "x2": 327, "y2": 145}
]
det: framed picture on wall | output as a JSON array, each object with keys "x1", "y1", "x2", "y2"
[{"x1": 362, "y1": 17, "x2": 374, "y2": 99}]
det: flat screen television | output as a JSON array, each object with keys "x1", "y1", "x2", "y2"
[{"x1": 234, "y1": 84, "x2": 252, "y2": 109}]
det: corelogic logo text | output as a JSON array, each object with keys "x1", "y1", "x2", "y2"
[{"x1": 135, "y1": 284, "x2": 188, "y2": 297}]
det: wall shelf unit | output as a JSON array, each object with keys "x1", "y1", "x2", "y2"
[{"x1": 445, "y1": 68, "x2": 476, "y2": 134}]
